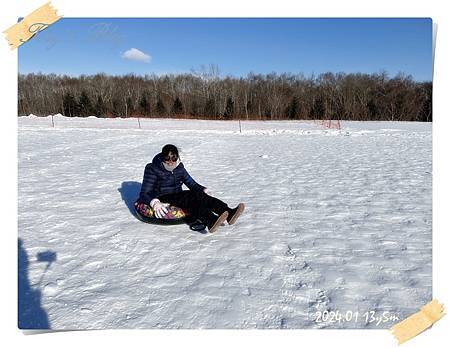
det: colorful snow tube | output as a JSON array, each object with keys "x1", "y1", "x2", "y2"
[{"x1": 134, "y1": 201, "x2": 188, "y2": 225}]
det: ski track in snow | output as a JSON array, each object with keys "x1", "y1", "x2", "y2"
[{"x1": 18, "y1": 116, "x2": 432, "y2": 329}]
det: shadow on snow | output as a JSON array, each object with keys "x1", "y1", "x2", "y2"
[
  {"x1": 118, "y1": 181, "x2": 141, "y2": 217},
  {"x1": 18, "y1": 238, "x2": 55, "y2": 329}
]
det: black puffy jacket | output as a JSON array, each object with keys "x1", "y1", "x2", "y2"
[{"x1": 137, "y1": 153, "x2": 206, "y2": 205}]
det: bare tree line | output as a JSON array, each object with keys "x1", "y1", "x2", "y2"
[{"x1": 18, "y1": 67, "x2": 432, "y2": 121}]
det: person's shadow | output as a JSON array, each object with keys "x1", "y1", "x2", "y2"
[
  {"x1": 118, "y1": 181, "x2": 141, "y2": 217},
  {"x1": 18, "y1": 238, "x2": 51, "y2": 329}
]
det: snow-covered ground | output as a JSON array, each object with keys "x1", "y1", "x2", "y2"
[{"x1": 18, "y1": 115, "x2": 432, "y2": 329}]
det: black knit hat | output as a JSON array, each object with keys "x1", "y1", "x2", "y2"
[{"x1": 161, "y1": 144, "x2": 179, "y2": 162}]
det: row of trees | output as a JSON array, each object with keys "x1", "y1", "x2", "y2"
[{"x1": 18, "y1": 68, "x2": 432, "y2": 121}]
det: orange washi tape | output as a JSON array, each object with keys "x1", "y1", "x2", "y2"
[
  {"x1": 390, "y1": 299, "x2": 445, "y2": 344},
  {"x1": 3, "y1": 1, "x2": 62, "y2": 50}
]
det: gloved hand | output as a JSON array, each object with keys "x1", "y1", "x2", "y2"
[{"x1": 150, "y1": 199, "x2": 170, "y2": 218}]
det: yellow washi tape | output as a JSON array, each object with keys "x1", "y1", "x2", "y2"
[
  {"x1": 390, "y1": 299, "x2": 445, "y2": 344},
  {"x1": 3, "y1": 1, "x2": 62, "y2": 50}
]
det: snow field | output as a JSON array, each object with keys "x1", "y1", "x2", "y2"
[{"x1": 18, "y1": 116, "x2": 432, "y2": 329}]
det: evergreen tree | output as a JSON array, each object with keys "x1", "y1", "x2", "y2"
[
  {"x1": 62, "y1": 92, "x2": 78, "y2": 117},
  {"x1": 224, "y1": 97, "x2": 234, "y2": 119},
  {"x1": 311, "y1": 96, "x2": 325, "y2": 119},
  {"x1": 287, "y1": 96, "x2": 300, "y2": 119},
  {"x1": 94, "y1": 95, "x2": 106, "y2": 117},
  {"x1": 204, "y1": 98, "x2": 215, "y2": 118},
  {"x1": 190, "y1": 100, "x2": 200, "y2": 116},
  {"x1": 171, "y1": 97, "x2": 183, "y2": 115},
  {"x1": 126, "y1": 97, "x2": 134, "y2": 117},
  {"x1": 156, "y1": 97, "x2": 166, "y2": 116},
  {"x1": 78, "y1": 91, "x2": 93, "y2": 117},
  {"x1": 139, "y1": 92, "x2": 150, "y2": 116},
  {"x1": 112, "y1": 98, "x2": 121, "y2": 117},
  {"x1": 367, "y1": 99, "x2": 378, "y2": 120}
]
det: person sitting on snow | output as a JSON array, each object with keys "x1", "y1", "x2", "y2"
[{"x1": 136, "y1": 144, "x2": 245, "y2": 233}]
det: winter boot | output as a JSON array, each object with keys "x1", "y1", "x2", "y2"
[
  {"x1": 227, "y1": 203, "x2": 245, "y2": 225},
  {"x1": 208, "y1": 211, "x2": 229, "y2": 233}
]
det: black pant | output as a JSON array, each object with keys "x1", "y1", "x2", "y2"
[{"x1": 158, "y1": 190, "x2": 230, "y2": 227}]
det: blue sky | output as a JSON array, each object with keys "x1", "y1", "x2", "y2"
[{"x1": 18, "y1": 18, "x2": 432, "y2": 81}]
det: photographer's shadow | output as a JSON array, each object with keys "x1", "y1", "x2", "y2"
[
  {"x1": 118, "y1": 181, "x2": 141, "y2": 217},
  {"x1": 18, "y1": 238, "x2": 51, "y2": 329}
]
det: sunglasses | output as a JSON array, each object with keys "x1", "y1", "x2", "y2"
[{"x1": 163, "y1": 156, "x2": 178, "y2": 163}]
